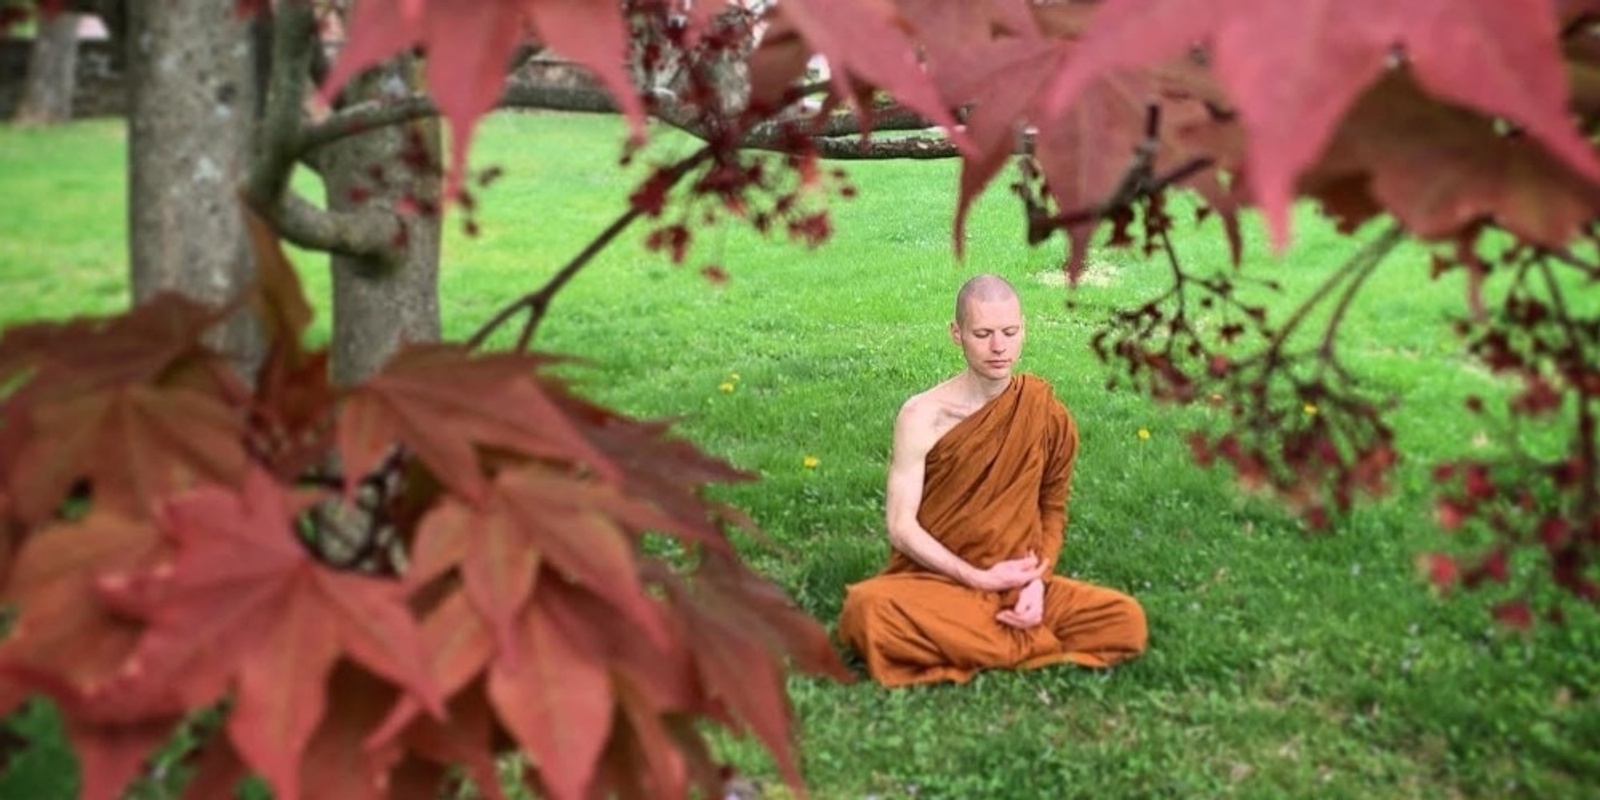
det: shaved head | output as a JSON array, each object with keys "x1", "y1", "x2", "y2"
[{"x1": 954, "y1": 274, "x2": 1020, "y2": 327}]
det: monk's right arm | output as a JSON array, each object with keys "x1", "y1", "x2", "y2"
[{"x1": 885, "y1": 402, "x2": 1039, "y2": 591}]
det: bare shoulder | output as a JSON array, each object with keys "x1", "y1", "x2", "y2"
[
  {"x1": 897, "y1": 385, "x2": 939, "y2": 422},
  {"x1": 896, "y1": 379, "x2": 972, "y2": 455},
  {"x1": 895, "y1": 389, "x2": 939, "y2": 439}
]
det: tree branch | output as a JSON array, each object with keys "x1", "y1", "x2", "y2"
[
  {"x1": 242, "y1": 1, "x2": 407, "y2": 265},
  {"x1": 648, "y1": 94, "x2": 955, "y2": 158},
  {"x1": 467, "y1": 146, "x2": 715, "y2": 350},
  {"x1": 296, "y1": 82, "x2": 625, "y2": 156},
  {"x1": 275, "y1": 193, "x2": 404, "y2": 259},
  {"x1": 299, "y1": 80, "x2": 955, "y2": 162},
  {"x1": 245, "y1": 0, "x2": 315, "y2": 212},
  {"x1": 806, "y1": 133, "x2": 959, "y2": 159}
]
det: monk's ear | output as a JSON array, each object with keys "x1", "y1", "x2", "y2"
[{"x1": 949, "y1": 321, "x2": 961, "y2": 345}]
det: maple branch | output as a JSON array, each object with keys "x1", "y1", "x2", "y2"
[
  {"x1": 247, "y1": 0, "x2": 403, "y2": 262},
  {"x1": 803, "y1": 133, "x2": 958, "y2": 159},
  {"x1": 1543, "y1": 245, "x2": 1600, "y2": 281},
  {"x1": 1316, "y1": 224, "x2": 1403, "y2": 358},
  {"x1": 647, "y1": 95, "x2": 955, "y2": 159},
  {"x1": 275, "y1": 194, "x2": 405, "y2": 261},
  {"x1": 308, "y1": 446, "x2": 409, "y2": 574},
  {"x1": 299, "y1": 80, "x2": 945, "y2": 161},
  {"x1": 1263, "y1": 224, "x2": 1402, "y2": 367},
  {"x1": 467, "y1": 146, "x2": 716, "y2": 350},
  {"x1": 808, "y1": 105, "x2": 936, "y2": 137},
  {"x1": 244, "y1": 0, "x2": 314, "y2": 212},
  {"x1": 297, "y1": 82, "x2": 623, "y2": 156},
  {"x1": 1533, "y1": 256, "x2": 1599, "y2": 518}
]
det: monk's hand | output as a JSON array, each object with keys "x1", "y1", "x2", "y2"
[
  {"x1": 967, "y1": 552, "x2": 1045, "y2": 592},
  {"x1": 996, "y1": 578, "x2": 1045, "y2": 629}
]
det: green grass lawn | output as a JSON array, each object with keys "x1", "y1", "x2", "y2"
[{"x1": 3, "y1": 113, "x2": 1599, "y2": 799}]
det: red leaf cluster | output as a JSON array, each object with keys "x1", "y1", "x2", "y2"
[
  {"x1": 1047, "y1": 0, "x2": 1600, "y2": 247},
  {"x1": 324, "y1": 0, "x2": 646, "y2": 200},
  {"x1": 905, "y1": 0, "x2": 1240, "y2": 275},
  {"x1": 0, "y1": 219, "x2": 849, "y2": 799},
  {"x1": 1421, "y1": 240, "x2": 1600, "y2": 623}
]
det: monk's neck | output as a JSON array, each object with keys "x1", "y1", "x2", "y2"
[{"x1": 959, "y1": 371, "x2": 1013, "y2": 404}]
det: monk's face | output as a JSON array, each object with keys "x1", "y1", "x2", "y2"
[{"x1": 950, "y1": 296, "x2": 1025, "y2": 381}]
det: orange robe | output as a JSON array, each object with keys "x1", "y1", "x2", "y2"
[{"x1": 838, "y1": 374, "x2": 1147, "y2": 687}]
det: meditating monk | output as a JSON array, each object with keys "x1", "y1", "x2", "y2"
[{"x1": 838, "y1": 274, "x2": 1147, "y2": 687}]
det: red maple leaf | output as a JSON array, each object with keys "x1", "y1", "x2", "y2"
[
  {"x1": 8, "y1": 384, "x2": 248, "y2": 524},
  {"x1": 244, "y1": 210, "x2": 314, "y2": 356},
  {"x1": 0, "y1": 511, "x2": 173, "y2": 800},
  {"x1": 593, "y1": 676, "x2": 707, "y2": 800},
  {"x1": 407, "y1": 466, "x2": 678, "y2": 662},
  {"x1": 241, "y1": 210, "x2": 338, "y2": 481},
  {"x1": 0, "y1": 293, "x2": 221, "y2": 395},
  {"x1": 393, "y1": 687, "x2": 506, "y2": 800},
  {"x1": 336, "y1": 345, "x2": 619, "y2": 502},
  {"x1": 408, "y1": 496, "x2": 541, "y2": 670},
  {"x1": 488, "y1": 586, "x2": 616, "y2": 800},
  {"x1": 323, "y1": 0, "x2": 645, "y2": 199},
  {"x1": 546, "y1": 387, "x2": 753, "y2": 547},
  {"x1": 908, "y1": 1, "x2": 1238, "y2": 274},
  {"x1": 0, "y1": 511, "x2": 166, "y2": 699},
  {"x1": 0, "y1": 288, "x2": 248, "y2": 526},
  {"x1": 297, "y1": 664, "x2": 407, "y2": 800},
  {"x1": 93, "y1": 470, "x2": 442, "y2": 800},
  {"x1": 657, "y1": 552, "x2": 852, "y2": 790},
  {"x1": 1047, "y1": 0, "x2": 1600, "y2": 245},
  {"x1": 1420, "y1": 552, "x2": 1460, "y2": 590},
  {"x1": 251, "y1": 348, "x2": 337, "y2": 481},
  {"x1": 539, "y1": 572, "x2": 711, "y2": 797},
  {"x1": 1303, "y1": 73, "x2": 1600, "y2": 246},
  {"x1": 66, "y1": 716, "x2": 184, "y2": 800},
  {"x1": 775, "y1": 0, "x2": 967, "y2": 145},
  {"x1": 1492, "y1": 599, "x2": 1535, "y2": 630},
  {"x1": 188, "y1": 662, "x2": 462, "y2": 800},
  {"x1": 178, "y1": 734, "x2": 248, "y2": 800},
  {"x1": 1434, "y1": 497, "x2": 1470, "y2": 531},
  {"x1": 370, "y1": 608, "x2": 504, "y2": 800}
]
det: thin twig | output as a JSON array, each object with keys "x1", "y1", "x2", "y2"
[
  {"x1": 1534, "y1": 257, "x2": 1599, "y2": 519},
  {"x1": 1317, "y1": 223, "x2": 1404, "y2": 357},
  {"x1": 466, "y1": 146, "x2": 716, "y2": 350},
  {"x1": 1266, "y1": 223, "x2": 1403, "y2": 361},
  {"x1": 1542, "y1": 244, "x2": 1600, "y2": 280}
]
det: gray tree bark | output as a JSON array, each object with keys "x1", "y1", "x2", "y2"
[
  {"x1": 126, "y1": 0, "x2": 262, "y2": 375},
  {"x1": 13, "y1": 11, "x2": 81, "y2": 125},
  {"x1": 312, "y1": 61, "x2": 441, "y2": 387}
]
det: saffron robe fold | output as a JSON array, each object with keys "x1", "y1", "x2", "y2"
[{"x1": 838, "y1": 374, "x2": 1147, "y2": 687}]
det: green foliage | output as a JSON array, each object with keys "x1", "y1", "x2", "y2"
[
  {"x1": 2, "y1": 113, "x2": 1598, "y2": 798},
  {"x1": 0, "y1": 700, "x2": 74, "y2": 799}
]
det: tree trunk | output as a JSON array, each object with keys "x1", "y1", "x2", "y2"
[
  {"x1": 13, "y1": 11, "x2": 80, "y2": 125},
  {"x1": 316, "y1": 60, "x2": 442, "y2": 387},
  {"x1": 126, "y1": 0, "x2": 262, "y2": 376}
]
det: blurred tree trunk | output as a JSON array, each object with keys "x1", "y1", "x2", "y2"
[
  {"x1": 12, "y1": 11, "x2": 79, "y2": 125},
  {"x1": 310, "y1": 58, "x2": 442, "y2": 387},
  {"x1": 125, "y1": 0, "x2": 262, "y2": 375}
]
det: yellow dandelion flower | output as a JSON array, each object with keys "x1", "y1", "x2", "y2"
[
  {"x1": 729, "y1": 372, "x2": 741, "y2": 382},
  {"x1": 718, "y1": 381, "x2": 736, "y2": 393},
  {"x1": 803, "y1": 455, "x2": 821, "y2": 469},
  {"x1": 1137, "y1": 428, "x2": 1151, "y2": 441},
  {"x1": 1303, "y1": 403, "x2": 1318, "y2": 416}
]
